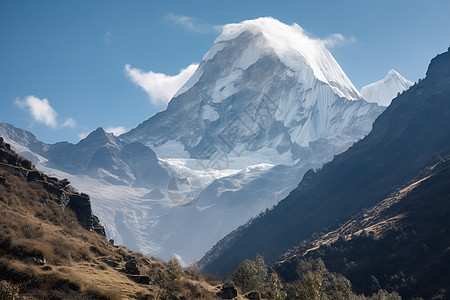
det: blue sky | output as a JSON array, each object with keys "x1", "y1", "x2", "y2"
[{"x1": 1, "y1": 0, "x2": 449, "y2": 143}]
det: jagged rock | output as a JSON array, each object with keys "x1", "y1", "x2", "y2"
[
  {"x1": 26, "y1": 170, "x2": 44, "y2": 182},
  {"x1": 245, "y1": 291, "x2": 261, "y2": 299},
  {"x1": 60, "y1": 178, "x2": 70, "y2": 187},
  {"x1": 21, "y1": 159, "x2": 33, "y2": 170},
  {"x1": 92, "y1": 215, "x2": 106, "y2": 236},
  {"x1": 124, "y1": 259, "x2": 140, "y2": 275},
  {"x1": 216, "y1": 282, "x2": 238, "y2": 299}
]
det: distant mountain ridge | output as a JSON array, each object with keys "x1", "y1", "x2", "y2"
[
  {"x1": 199, "y1": 47, "x2": 450, "y2": 289},
  {"x1": 361, "y1": 69, "x2": 413, "y2": 106},
  {"x1": 0, "y1": 124, "x2": 170, "y2": 188}
]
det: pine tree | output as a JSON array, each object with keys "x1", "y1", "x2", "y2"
[
  {"x1": 230, "y1": 253, "x2": 268, "y2": 293},
  {"x1": 265, "y1": 273, "x2": 287, "y2": 300},
  {"x1": 166, "y1": 256, "x2": 184, "y2": 280}
]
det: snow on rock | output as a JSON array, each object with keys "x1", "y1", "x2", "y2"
[
  {"x1": 361, "y1": 69, "x2": 414, "y2": 106},
  {"x1": 202, "y1": 105, "x2": 220, "y2": 121},
  {"x1": 209, "y1": 17, "x2": 362, "y2": 100}
]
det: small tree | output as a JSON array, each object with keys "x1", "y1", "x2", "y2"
[
  {"x1": 294, "y1": 258, "x2": 326, "y2": 300},
  {"x1": 230, "y1": 254, "x2": 268, "y2": 293},
  {"x1": 265, "y1": 273, "x2": 287, "y2": 300},
  {"x1": 255, "y1": 254, "x2": 268, "y2": 291},
  {"x1": 166, "y1": 256, "x2": 184, "y2": 280},
  {"x1": 322, "y1": 272, "x2": 353, "y2": 300}
]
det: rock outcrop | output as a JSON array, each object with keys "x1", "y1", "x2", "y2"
[{"x1": 0, "y1": 137, "x2": 105, "y2": 235}]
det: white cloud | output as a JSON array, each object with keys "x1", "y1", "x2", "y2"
[
  {"x1": 63, "y1": 118, "x2": 76, "y2": 128},
  {"x1": 105, "y1": 126, "x2": 127, "y2": 136},
  {"x1": 15, "y1": 95, "x2": 58, "y2": 128},
  {"x1": 322, "y1": 33, "x2": 357, "y2": 48},
  {"x1": 165, "y1": 14, "x2": 222, "y2": 34},
  {"x1": 104, "y1": 31, "x2": 112, "y2": 43},
  {"x1": 125, "y1": 63, "x2": 199, "y2": 106}
]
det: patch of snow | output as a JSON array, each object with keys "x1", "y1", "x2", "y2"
[
  {"x1": 202, "y1": 105, "x2": 220, "y2": 122},
  {"x1": 211, "y1": 70, "x2": 241, "y2": 103},
  {"x1": 153, "y1": 140, "x2": 190, "y2": 159},
  {"x1": 174, "y1": 64, "x2": 203, "y2": 98}
]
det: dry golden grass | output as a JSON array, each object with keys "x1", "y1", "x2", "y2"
[{"x1": 0, "y1": 154, "x2": 220, "y2": 299}]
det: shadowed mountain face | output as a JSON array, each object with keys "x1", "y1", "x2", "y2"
[
  {"x1": 275, "y1": 157, "x2": 450, "y2": 299},
  {"x1": 200, "y1": 49, "x2": 450, "y2": 278}
]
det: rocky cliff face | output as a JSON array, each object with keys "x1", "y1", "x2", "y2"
[{"x1": 0, "y1": 137, "x2": 105, "y2": 235}]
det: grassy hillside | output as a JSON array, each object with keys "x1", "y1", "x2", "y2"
[{"x1": 0, "y1": 137, "x2": 222, "y2": 299}]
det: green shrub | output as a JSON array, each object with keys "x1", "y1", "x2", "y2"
[
  {"x1": 230, "y1": 254, "x2": 267, "y2": 293},
  {"x1": 264, "y1": 273, "x2": 287, "y2": 300},
  {"x1": 166, "y1": 256, "x2": 184, "y2": 280}
]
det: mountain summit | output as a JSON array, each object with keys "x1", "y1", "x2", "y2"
[
  {"x1": 178, "y1": 17, "x2": 362, "y2": 100},
  {"x1": 361, "y1": 69, "x2": 413, "y2": 106},
  {"x1": 123, "y1": 17, "x2": 380, "y2": 161}
]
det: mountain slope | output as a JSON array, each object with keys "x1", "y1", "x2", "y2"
[
  {"x1": 200, "y1": 48, "x2": 450, "y2": 277},
  {"x1": 275, "y1": 157, "x2": 450, "y2": 299},
  {"x1": 361, "y1": 69, "x2": 413, "y2": 106},
  {"x1": 0, "y1": 137, "x2": 221, "y2": 299}
]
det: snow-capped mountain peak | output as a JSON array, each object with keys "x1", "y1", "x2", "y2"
[
  {"x1": 361, "y1": 69, "x2": 414, "y2": 106},
  {"x1": 177, "y1": 17, "x2": 361, "y2": 100},
  {"x1": 80, "y1": 127, "x2": 121, "y2": 149},
  {"x1": 124, "y1": 17, "x2": 385, "y2": 162}
]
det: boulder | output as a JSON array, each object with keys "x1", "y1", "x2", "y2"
[
  {"x1": 124, "y1": 259, "x2": 140, "y2": 275},
  {"x1": 216, "y1": 281, "x2": 238, "y2": 299}
]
